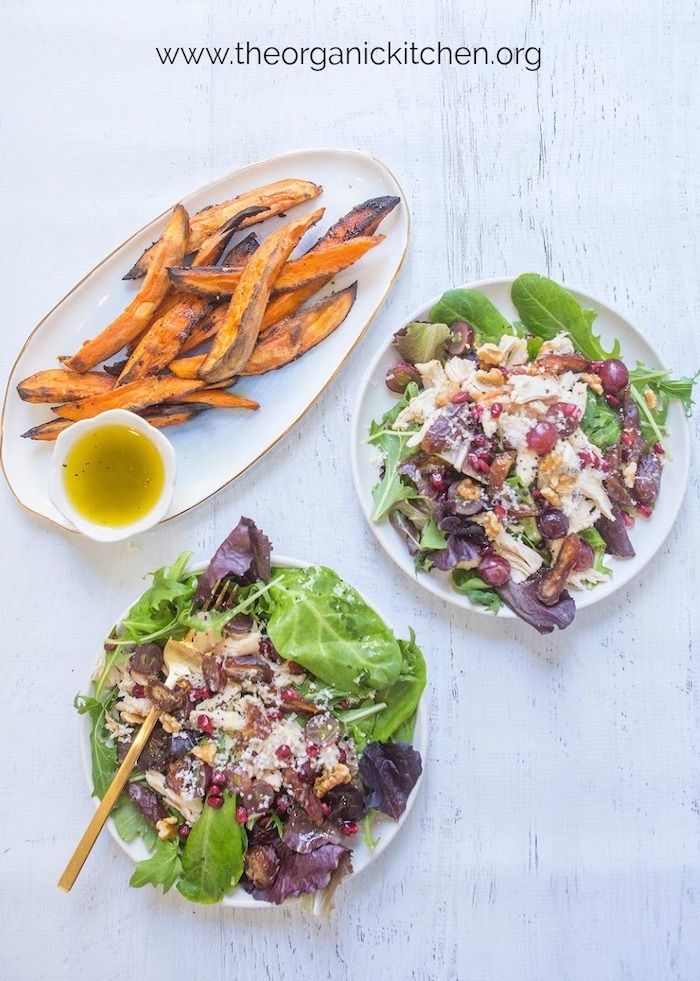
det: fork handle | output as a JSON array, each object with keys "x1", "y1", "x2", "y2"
[{"x1": 58, "y1": 705, "x2": 159, "y2": 893}]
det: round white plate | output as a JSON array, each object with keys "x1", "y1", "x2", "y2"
[
  {"x1": 2, "y1": 148, "x2": 409, "y2": 533},
  {"x1": 351, "y1": 277, "x2": 692, "y2": 620},
  {"x1": 79, "y1": 555, "x2": 427, "y2": 908}
]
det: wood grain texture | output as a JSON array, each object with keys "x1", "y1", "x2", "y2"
[{"x1": 0, "y1": 0, "x2": 698, "y2": 978}]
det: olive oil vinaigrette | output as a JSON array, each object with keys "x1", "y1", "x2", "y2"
[{"x1": 61, "y1": 425, "x2": 165, "y2": 527}]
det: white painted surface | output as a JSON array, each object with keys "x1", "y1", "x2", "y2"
[{"x1": 0, "y1": 0, "x2": 698, "y2": 979}]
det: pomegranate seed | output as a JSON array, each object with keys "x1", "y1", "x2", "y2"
[
  {"x1": 341, "y1": 822, "x2": 359, "y2": 837},
  {"x1": 470, "y1": 404, "x2": 484, "y2": 418},
  {"x1": 207, "y1": 795, "x2": 224, "y2": 809},
  {"x1": 653, "y1": 441, "x2": 665, "y2": 455},
  {"x1": 276, "y1": 795, "x2": 291, "y2": 814},
  {"x1": 468, "y1": 453, "x2": 490, "y2": 474},
  {"x1": 188, "y1": 686, "x2": 210, "y2": 704},
  {"x1": 260, "y1": 637, "x2": 277, "y2": 660},
  {"x1": 497, "y1": 366, "x2": 509, "y2": 378},
  {"x1": 258, "y1": 815, "x2": 270, "y2": 829},
  {"x1": 236, "y1": 805, "x2": 248, "y2": 823},
  {"x1": 599, "y1": 459, "x2": 611, "y2": 472},
  {"x1": 339, "y1": 699, "x2": 351, "y2": 710},
  {"x1": 494, "y1": 504, "x2": 506, "y2": 520},
  {"x1": 197, "y1": 714, "x2": 213, "y2": 734},
  {"x1": 211, "y1": 771, "x2": 227, "y2": 786},
  {"x1": 178, "y1": 824, "x2": 191, "y2": 840},
  {"x1": 267, "y1": 708, "x2": 282, "y2": 721},
  {"x1": 286, "y1": 660, "x2": 305, "y2": 675},
  {"x1": 338, "y1": 748, "x2": 347, "y2": 763},
  {"x1": 451, "y1": 390, "x2": 471, "y2": 404},
  {"x1": 429, "y1": 472, "x2": 446, "y2": 491},
  {"x1": 490, "y1": 402, "x2": 503, "y2": 419},
  {"x1": 280, "y1": 688, "x2": 297, "y2": 702},
  {"x1": 637, "y1": 504, "x2": 653, "y2": 518},
  {"x1": 306, "y1": 743, "x2": 320, "y2": 758},
  {"x1": 208, "y1": 783, "x2": 222, "y2": 798},
  {"x1": 132, "y1": 684, "x2": 146, "y2": 698},
  {"x1": 275, "y1": 744, "x2": 291, "y2": 760},
  {"x1": 532, "y1": 488, "x2": 544, "y2": 501},
  {"x1": 578, "y1": 451, "x2": 596, "y2": 469},
  {"x1": 321, "y1": 802, "x2": 332, "y2": 816},
  {"x1": 605, "y1": 395, "x2": 621, "y2": 408},
  {"x1": 621, "y1": 432, "x2": 634, "y2": 447},
  {"x1": 622, "y1": 511, "x2": 635, "y2": 527}
]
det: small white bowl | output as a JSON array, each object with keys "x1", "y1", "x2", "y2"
[{"x1": 49, "y1": 409, "x2": 176, "y2": 542}]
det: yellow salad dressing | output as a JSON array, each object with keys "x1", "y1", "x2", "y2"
[{"x1": 62, "y1": 424, "x2": 165, "y2": 526}]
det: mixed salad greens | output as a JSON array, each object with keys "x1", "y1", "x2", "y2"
[
  {"x1": 77, "y1": 518, "x2": 425, "y2": 910},
  {"x1": 369, "y1": 274, "x2": 697, "y2": 632}
]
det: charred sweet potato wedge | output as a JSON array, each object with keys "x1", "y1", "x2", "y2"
[
  {"x1": 116, "y1": 295, "x2": 213, "y2": 386},
  {"x1": 239, "y1": 317, "x2": 304, "y2": 375},
  {"x1": 295, "y1": 282, "x2": 357, "y2": 356},
  {"x1": 198, "y1": 208, "x2": 324, "y2": 384},
  {"x1": 191, "y1": 205, "x2": 267, "y2": 268},
  {"x1": 260, "y1": 278, "x2": 330, "y2": 331},
  {"x1": 168, "y1": 235, "x2": 382, "y2": 300},
  {"x1": 221, "y1": 232, "x2": 259, "y2": 267},
  {"x1": 140, "y1": 403, "x2": 209, "y2": 428},
  {"x1": 167, "y1": 355, "x2": 205, "y2": 379},
  {"x1": 124, "y1": 179, "x2": 321, "y2": 280},
  {"x1": 17, "y1": 368, "x2": 115, "y2": 403},
  {"x1": 20, "y1": 418, "x2": 75, "y2": 441},
  {"x1": 177, "y1": 390, "x2": 260, "y2": 410},
  {"x1": 178, "y1": 304, "x2": 227, "y2": 355},
  {"x1": 64, "y1": 205, "x2": 189, "y2": 373},
  {"x1": 53, "y1": 375, "x2": 208, "y2": 421},
  {"x1": 310, "y1": 195, "x2": 400, "y2": 250}
]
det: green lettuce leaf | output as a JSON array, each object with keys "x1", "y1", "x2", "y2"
[
  {"x1": 112, "y1": 798, "x2": 158, "y2": 850},
  {"x1": 130, "y1": 838, "x2": 182, "y2": 894},
  {"x1": 579, "y1": 527, "x2": 612, "y2": 582},
  {"x1": 74, "y1": 693, "x2": 117, "y2": 798},
  {"x1": 364, "y1": 629, "x2": 427, "y2": 743},
  {"x1": 394, "y1": 322, "x2": 451, "y2": 364},
  {"x1": 580, "y1": 390, "x2": 621, "y2": 449},
  {"x1": 266, "y1": 566, "x2": 403, "y2": 694},
  {"x1": 430, "y1": 288, "x2": 515, "y2": 344},
  {"x1": 367, "y1": 382, "x2": 421, "y2": 521},
  {"x1": 511, "y1": 274, "x2": 621, "y2": 361},
  {"x1": 177, "y1": 793, "x2": 246, "y2": 904},
  {"x1": 418, "y1": 519, "x2": 447, "y2": 550},
  {"x1": 451, "y1": 570, "x2": 502, "y2": 614}
]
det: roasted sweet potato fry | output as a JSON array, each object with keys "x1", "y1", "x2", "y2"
[
  {"x1": 168, "y1": 236, "x2": 382, "y2": 300},
  {"x1": 53, "y1": 376, "x2": 208, "y2": 421},
  {"x1": 260, "y1": 279, "x2": 330, "y2": 331},
  {"x1": 116, "y1": 295, "x2": 213, "y2": 386},
  {"x1": 124, "y1": 179, "x2": 321, "y2": 280},
  {"x1": 296, "y1": 282, "x2": 357, "y2": 355},
  {"x1": 178, "y1": 304, "x2": 227, "y2": 355},
  {"x1": 222, "y1": 232, "x2": 259, "y2": 266},
  {"x1": 17, "y1": 368, "x2": 115, "y2": 403},
  {"x1": 168, "y1": 355, "x2": 205, "y2": 379},
  {"x1": 21, "y1": 418, "x2": 74, "y2": 441},
  {"x1": 192, "y1": 205, "x2": 267, "y2": 267},
  {"x1": 64, "y1": 205, "x2": 189, "y2": 373},
  {"x1": 310, "y1": 196, "x2": 400, "y2": 250},
  {"x1": 242, "y1": 284, "x2": 356, "y2": 373},
  {"x1": 240, "y1": 318, "x2": 303, "y2": 375},
  {"x1": 198, "y1": 208, "x2": 324, "y2": 384},
  {"x1": 177, "y1": 390, "x2": 259, "y2": 410},
  {"x1": 140, "y1": 404, "x2": 210, "y2": 428}
]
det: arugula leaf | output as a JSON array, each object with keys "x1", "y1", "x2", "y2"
[
  {"x1": 75, "y1": 693, "x2": 117, "y2": 798},
  {"x1": 580, "y1": 390, "x2": 621, "y2": 449},
  {"x1": 511, "y1": 274, "x2": 621, "y2": 361},
  {"x1": 451, "y1": 570, "x2": 503, "y2": 614},
  {"x1": 394, "y1": 321, "x2": 451, "y2": 364},
  {"x1": 130, "y1": 838, "x2": 182, "y2": 894},
  {"x1": 112, "y1": 797, "x2": 158, "y2": 850},
  {"x1": 362, "y1": 811, "x2": 381, "y2": 850},
  {"x1": 418, "y1": 520, "x2": 447, "y2": 551},
  {"x1": 430, "y1": 288, "x2": 515, "y2": 345},
  {"x1": 266, "y1": 566, "x2": 403, "y2": 694},
  {"x1": 629, "y1": 363, "x2": 698, "y2": 448},
  {"x1": 579, "y1": 527, "x2": 612, "y2": 582},
  {"x1": 177, "y1": 793, "x2": 246, "y2": 904}
]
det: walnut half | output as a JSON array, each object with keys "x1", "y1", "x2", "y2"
[{"x1": 314, "y1": 763, "x2": 351, "y2": 798}]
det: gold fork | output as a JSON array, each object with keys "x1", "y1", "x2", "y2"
[{"x1": 58, "y1": 579, "x2": 236, "y2": 892}]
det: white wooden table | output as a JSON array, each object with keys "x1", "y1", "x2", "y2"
[{"x1": 1, "y1": 0, "x2": 698, "y2": 978}]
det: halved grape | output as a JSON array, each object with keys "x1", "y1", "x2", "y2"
[
  {"x1": 536, "y1": 508, "x2": 570, "y2": 540},
  {"x1": 574, "y1": 541, "x2": 595, "y2": 571},
  {"x1": 546, "y1": 402, "x2": 582, "y2": 437},
  {"x1": 385, "y1": 362, "x2": 422, "y2": 394},
  {"x1": 477, "y1": 553, "x2": 511, "y2": 586},
  {"x1": 597, "y1": 358, "x2": 630, "y2": 395},
  {"x1": 526, "y1": 421, "x2": 559, "y2": 455},
  {"x1": 446, "y1": 321, "x2": 474, "y2": 356}
]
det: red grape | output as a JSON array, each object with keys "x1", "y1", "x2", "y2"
[
  {"x1": 385, "y1": 362, "x2": 421, "y2": 394},
  {"x1": 477, "y1": 553, "x2": 511, "y2": 586},
  {"x1": 574, "y1": 541, "x2": 595, "y2": 571},
  {"x1": 446, "y1": 321, "x2": 474, "y2": 355},
  {"x1": 546, "y1": 402, "x2": 582, "y2": 437},
  {"x1": 597, "y1": 358, "x2": 629, "y2": 395},
  {"x1": 536, "y1": 508, "x2": 570, "y2": 540},
  {"x1": 526, "y1": 421, "x2": 559, "y2": 455}
]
